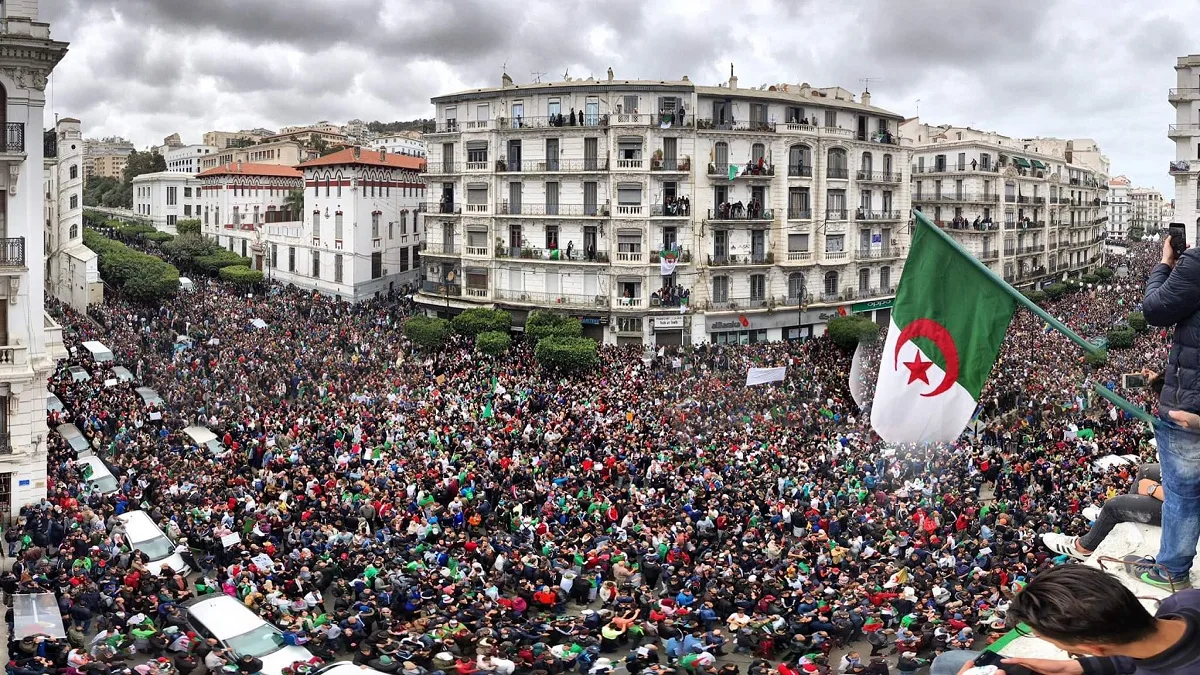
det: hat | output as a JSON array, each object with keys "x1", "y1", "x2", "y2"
[
  {"x1": 902, "y1": 652, "x2": 916, "y2": 658},
  {"x1": 379, "y1": 656, "x2": 394, "y2": 666}
]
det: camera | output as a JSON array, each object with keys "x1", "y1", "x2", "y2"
[
  {"x1": 1122, "y1": 373, "x2": 1146, "y2": 389},
  {"x1": 1169, "y1": 222, "x2": 1188, "y2": 258}
]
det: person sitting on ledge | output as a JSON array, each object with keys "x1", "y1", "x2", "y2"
[{"x1": 1041, "y1": 463, "x2": 1163, "y2": 560}]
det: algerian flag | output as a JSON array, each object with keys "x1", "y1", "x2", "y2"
[
  {"x1": 870, "y1": 212, "x2": 1016, "y2": 443},
  {"x1": 660, "y1": 250, "x2": 678, "y2": 276},
  {"x1": 727, "y1": 163, "x2": 739, "y2": 181},
  {"x1": 482, "y1": 376, "x2": 499, "y2": 419}
]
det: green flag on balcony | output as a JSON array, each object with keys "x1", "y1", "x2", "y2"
[{"x1": 727, "y1": 163, "x2": 739, "y2": 181}]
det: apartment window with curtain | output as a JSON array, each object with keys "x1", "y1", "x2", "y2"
[
  {"x1": 788, "y1": 233, "x2": 810, "y2": 253},
  {"x1": 334, "y1": 254, "x2": 343, "y2": 283},
  {"x1": 824, "y1": 271, "x2": 838, "y2": 295},
  {"x1": 312, "y1": 211, "x2": 320, "y2": 238},
  {"x1": 335, "y1": 212, "x2": 344, "y2": 240},
  {"x1": 712, "y1": 276, "x2": 729, "y2": 303},
  {"x1": 372, "y1": 212, "x2": 380, "y2": 238},
  {"x1": 312, "y1": 251, "x2": 320, "y2": 278}
]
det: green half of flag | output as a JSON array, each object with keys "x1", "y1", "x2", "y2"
[{"x1": 727, "y1": 163, "x2": 739, "y2": 181}]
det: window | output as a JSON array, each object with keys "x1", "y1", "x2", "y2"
[
  {"x1": 547, "y1": 98, "x2": 560, "y2": 118},
  {"x1": 823, "y1": 271, "x2": 838, "y2": 296},
  {"x1": 511, "y1": 101, "x2": 524, "y2": 126},
  {"x1": 466, "y1": 142, "x2": 488, "y2": 164},
  {"x1": 69, "y1": 224, "x2": 78, "y2": 240},
  {"x1": 714, "y1": 141, "x2": 729, "y2": 171},
  {"x1": 167, "y1": 186, "x2": 177, "y2": 206},
  {"x1": 957, "y1": 152, "x2": 966, "y2": 171},
  {"x1": 69, "y1": 195, "x2": 77, "y2": 209},
  {"x1": 545, "y1": 225, "x2": 559, "y2": 250},
  {"x1": 617, "y1": 184, "x2": 642, "y2": 205},
  {"x1": 788, "y1": 233, "x2": 810, "y2": 252},
  {"x1": 399, "y1": 247, "x2": 410, "y2": 272},
  {"x1": 336, "y1": 174, "x2": 342, "y2": 198},
  {"x1": 617, "y1": 232, "x2": 642, "y2": 255},
  {"x1": 824, "y1": 110, "x2": 837, "y2": 128},
  {"x1": 241, "y1": 239, "x2": 247, "y2": 257},
  {"x1": 271, "y1": 244, "x2": 278, "y2": 269},
  {"x1": 750, "y1": 274, "x2": 766, "y2": 302},
  {"x1": 288, "y1": 246, "x2": 296, "y2": 272},
  {"x1": 880, "y1": 267, "x2": 891, "y2": 290},
  {"x1": 788, "y1": 188, "x2": 811, "y2": 217},
  {"x1": 69, "y1": 165, "x2": 78, "y2": 180},
  {"x1": 788, "y1": 144, "x2": 811, "y2": 174},
  {"x1": 861, "y1": 152, "x2": 873, "y2": 175},
  {"x1": 859, "y1": 268, "x2": 870, "y2": 294},
  {"x1": 334, "y1": 254, "x2": 343, "y2": 283},
  {"x1": 788, "y1": 273, "x2": 806, "y2": 301},
  {"x1": 827, "y1": 148, "x2": 847, "y2": 177},
  {"x1": 712, "y1": 276, "x2": 729, "y2": 303},
  {"x1": 372, "y1": 212, "x2": 380, "y2": 238},
  {"x1": 826, "y1": 189, "x2": 846, "y2": 214},
  {"x1": 825, "y1": 234, "x2": 845, "y2": 252},
  {"x1": 371, "y1": 252, "x2": 383, "y2": 279},
  {"x1": 751, "y1": 143, "x2": 765, "y2": 165},
  {"x1": 183, "y1": 204, "x2": 191, "y2": 216},
  {"x1": 335, "y1": 212, "x2": 344, "y2": 240},
  {"x1": 312, "y1": 251, "x2": 320, "y2": 278},
  {"x1": 545, "y1": 181, "x2": 559, "y2": 215},
  {"x1": 883, "y1": 154, "x2": 893, "y2": 176},
  {"x1": 312, "y1": 211, "x2": 321, "y2": 238},
  {"x1": 324, "y1": 178, "x2": 330, "y2": 197},
  {"x1": 184, "y1": 187, "x2": 192, "y2": 198},
  {"x1": 167, "y1": 215, "x2": 177, "y2": 227}
]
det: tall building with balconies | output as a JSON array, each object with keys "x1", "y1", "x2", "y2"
[
  {"x1": 901, "y1": 119, "x2": 1107, "y2": 288},
  {"x1": 0, "y1": 0, "x2": 70, "y2": 514},
  {"x1": 1170, "y1": 54, "x2": 1200, "y2": 243},
  {"x1": 44, "y1": 118, "x2": 99, "y2": 311},
  {"x1": 1108, "y1": 175, "x2": 1131, "y2": 238},
  {"x1": 418, "y1": 72, "x2": 911, "y2": 346},
  {"x1": 1129, "y1": 187, "x2": 1165, "y2": 236}
]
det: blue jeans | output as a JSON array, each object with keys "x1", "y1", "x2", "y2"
[
  {"x1": 931, "y1": 650, "x2": 979, "y2": 675},
  {"x1": 1154, "y1": 418, "x2": 1200, "y2": 578}
]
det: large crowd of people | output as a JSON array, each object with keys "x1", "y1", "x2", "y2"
[{"x1": 5, "y1": 238, "x2": 1171, "y2": 675}]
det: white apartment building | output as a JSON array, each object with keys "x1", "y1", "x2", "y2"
[
  {"x1": 1129, "y1": 187, "x2": 1165, "y2": 236},
  {"x1": 132, "y1": 171, "x2": 201, "y2": 233},
  {"x1": 1164, "y1": 199, "x2": 1175, "y2": 231},
  {"x1": 44, "y1": 118, "x2": 98, "y2": 311},
  {"x1": 1108, "y1": 175, "x2": 1131, "y2": 238},
  {"x1": 199, "y1": 138, "x2": 309, "y2": 172},
  {"x1": 278, "y1": 146, "x2": 425, "y2": 300},
  {"x1": 902, "y1": 119, "x2": 1107, "y2": 288},
  {"x1": 0, "y1": 0, "x2": 71, "y2": 514},
  {"x1": 198, "y1": 161, "x2": 304, "y2": 267},
  {"x1": 1170, "y1": 54, "x2": 1200, "y2": 243},
  {"x1": 376, "y1": 131, "x2": 427, "y2": 158},
  {"x1": 165, "y1": 143, "x2": 216, "y2": 174},
  {"x1": 419, "y1": 73, "x2": 911, "y2": 345}
]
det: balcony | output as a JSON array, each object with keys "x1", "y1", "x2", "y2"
[
  {"x1": 496, "y1": 246, "x2": 609, "y2": 263},
  {"x1": 820, "y1": 289, "x2": 858, "y2": 303},
  {"x1": 1169, "y1": 88, "x2": 1200, "y2": 102},
  {"x1": 44, "y1": 312, "x2": 67, "y2": 364},
  {"x1": 614, "y1": 250, "x2": 647, "y2": 264},
  {"x1": 494, "y1": 288, "x2": 609, "y2": 309},
  {"x1": 421, "y1": 241, "x2": 461, "y2": 257},
  {"x1": 1004, "y1": 195, "x2": 1016, "y2": 203},
  {"x1": 911, "y1": 164, "x2": 999, "y2": 174},
  {"x1": 496, "y1": 203, "x2": 605, "y2": 217},
  {"x1": 1016, "y1": 244, "x2": 1046, "y2": 255},
  {"x1": 650, "y1": 249, "x2": 693, "y2": 265},
  {"x1": 651, "y1": 158, "x2": 690, "y2": 172},
  {"x1": 497, "y1": 114, "x2": 608, "y2": 130},
  {"x1": 614, "y1": 296, "x2": 648, "y2": 309},
  {"x1": 706, "y1": 297, "x2": 770, "y2": 311},
  {"x1": 787, "y1": 208, "x2": 813, "y2": 220},
  {"x1": 422, "y1": 280, "x2": 462, "y2": 297},
  {"x1": 707, "y1": 207, "x2": 774, "y2": 223},
  {"x1": 915, "y1": 192, "x2": 999, "y2": 204},
  {"x1": 1004, "y1": 220, "x2": 1045, "y2": 230},
  {"x1": 0, "y1": 237, "x2": 25, "y2": 268},
  {"x1": 708, "y1": 163, "x2": 775, "y2": 179},
  {"x1": 615, "y1": 158, "x2": 645, "y2": 170},
  {"x1": 429, "y1": 119, "x2": 496, "y2": 134},
  {"x1": 464, "y1": 203, "x2": 489, "y2": 214},
  {"x1": 697, "y1": 119, "x2": 776, "y2": 133},
  {"x1": 611, "y1": 113, "x2": 654, "y2": 126},
  {"x1": 650, "y1": 203, "x2": 692, "y2": 217},
  {"x1": 708, "y1": 253, "x2": 773, "y2": 267},
  {"x1": 497, "y1": 158, "x2": 609, "y2": 172},
  {"x1": 857, "y1": 246, "x2": 906, "y2": 260},
  {"x1": 937, "y1": 219, "x2": 1001, "y2": 232},
  {"x1": 855, "y1": 209, "x2": 903, "y2": 221},
  {"x1": 463, "y1": 245, "x2": 489, "y2": 257},
  {"x1": 429, "y1": 162, "x2": 461, "y2": 175},
  {"x1": 825, "y1": 209, "x2": 848, "y2": 221},
  {"x1": 465, "y1": 161, "x2": 490, "y2": 172},
  {"x1": 856, "y1": 170, "x2": 902, "y2": 183},
  {"x1": 779, "y1": 122, "x2": 818, "y2": 135},
  {"x1": 464, "y1": 288, "x2": 489, "y2": 299},
  {"x1": 423, "y1": 202, "x2": 462, "y2": 215},
  {"x1": 827, "y1": 168, "x2": 849, "y2": 179},
  {"x1": 614, "y1": 204, "x2": 646, "y2": 217},
  {"x1": 978, "y1": 250, "x2": 1000, "y2": 261},
  {"x1": 822, "y1": 250, "x2": 851, "y2": 262},
  {"x1": 785, "y1": 251, "x2": 814, "y2": 263},
  {"x1": 788, "y1": 164, "x2": 814, "y2": 177},
  {"x1": 823, "y1": 127, "x2": 855, "y2": 139},
  {"x1": 1169, "y1": 124, "x2": 1200, "y2": 137}
]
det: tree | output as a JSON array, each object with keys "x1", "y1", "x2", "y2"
[
  {"x1": 1022, "y1": 289, "x2": 1047, "y2": 304},
  {"x1": 83, "y1": 228, "x2": 180, "y2": 303},
  {"x1": 404, "y1": 316, "x2": 450, "y2": 351},
  {"x1": 162, "y1": 232, "x2": 218, "y2": 266},
  {"x1": 144, "y1": 231, "x2": 173, "y2": 244},
  {"x1": 1044, "y1": 283, "x2": 1070, "y2": 300},
  {"x1": 525, "y1": 311, "x2": 583, "y2": 343},
  {"x1": 83, "y1": 175, "x2": 121, "y2": 207},
  {"x1": 1084, "y1": 349, "x2": 1108, "y2": 368},
  {"x1": 476, "y1": 331, "x2": 512, "y2": 356},
  {"x1": 1095, "y1": 267, "x2": 1114, "y2": 281},
  {"x1": 451, "y1": 308, "x2": 512, "y2": 337},
  {"x1": 1106, "y1": 327, "x2": 1135, "y2": 349},
  {"x1": 176, "y1": 219, "x2": 201, "y2": 236},
  {"x1": 825, "y1": 315, "x2": 879, "y2": 351},
  {"x1": 283, "y1": 189, "x2": 304, "y2": 221},
  {"x1": 122, "y1": 150, "x2": 167, "y2": 184},
  {"x1": 535, "y1": 336, "x2": 599, "y2": 373},
  {"x1": 1128, "y1": 311, "x2": 1148, "y2": 333},
  {"x1": 219, "y1": 265, "x2": 263, "y2": 285}
]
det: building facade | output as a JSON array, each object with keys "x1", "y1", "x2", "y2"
[
  {"x1": 165, "y1": 143, "x2": 216, "y2": 174},
  {"x1": 418, "y1": 74, "x2": 911, "y2": 345},
  {"x1": 1170, "y1": 54, "x2": 1200, "y2": 243},
  {"x1": 0, "y1": 0, "x2": 70, "y2": 514},
  {"x1": 265, "y1": 124, "x2": 349, "y2": 148},
  {"x1": 131, "y1": 171, "x2": 201, "y2": 233},
  {"x1": 1107, "y1": 175, "x2": 1131, "y2": 238},
  {"x1": 202, "y1": 130, "x2": 265, "y2": 150},
  {"x1": 1129, "y1": 187, "x2": 1165, "y2": 236},
  {"x1": 88, "y1": 152, "x2": 128, "y2": 179},
  {"x1": 198, "y1": 161, "x2": 304, "y2": 268},
  {"x1": 1164, "y1": 199, "x2": 1175, "y2": 231},
  {"x1": 902, "y1": 119, "x2": 1107, "y2": 288},
  {"x1": 278, "y1": 147, "x2": 425, "y2": 300},
  {"x1": 375, "y1": 131, "x2": 427, "y2": 158},
  {"x1": 199, "y1": 138, "x2": 308, "y2": 172},
  {"x1": 44, "y1": 119, "x2": 98, "y2": 311}
]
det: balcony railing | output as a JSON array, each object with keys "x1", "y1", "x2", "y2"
[
  {"x1": 1004, "y1": 195, "x2": 1016, "y2": 203},
  {"x1": 1168, "y1": 124, "x2": 1200, "y2": 134},
  {"x1": 614, "y1": 251, "x2": 647, "y2": 263},
  {"x1": 1, "y1": 123, "x2": 26, "y2": 153},
  {"x1": 464, "y1": 203, "x2": 488, "y2": 214},
  {"x1": 1016, "y1": 244, "x2": 1046, "y2": 255},
  {"x1": 697, "y1": 119, "x2": 776, "y2": 132},
  {"x1": 614, "y1": 297, "x2": 647, "y2": 309},
  {"x1": 430, "y1": 162, "x2": 461, "y2": 174},
  {"x1": 421, "y1": 241, "x2": 461, "y2": 256},
  {"x1": 827, "y1": 168, "x2": 849, "y2": 179},
  {"x1": 708, "y1": 163, "x2": 775, "y2": 178},
  {"x1": 1004, "y1": 220, "x2": 1044, "y2": 230},
  {"x1": 464, "y1": 245, "x2": 489, "y2": 257},
  {"x1": 707, "y1": 207, "x2": 774, "y2": 222},
  {"x1": 650, "y1": 249, "x2": 693, "y2": 264},
  {"x1": 826, "y1": 209, "x2": 848, "y2": 220},
  {"x1": 1169, "y1": 88, "x2": 1200, "y2": 100},
  {"x1": 651, "y1": 158, "x2": 690, "y2": 172},
  {"x1": 856, "y1": 170, "x2": 902, "y2": 183},
  {"x1": 497, "y1": 158, "x2": 610, "y2": 172},
  {"x1": 788, "y1": 164, "x2": 814, "y2": 177},
  {"x1": 495, "y1": 246, "x2": 609, "y2": 263},
  {"x1": 786, "y1": 251, "x2": 813, "y2": 262},
  {"x1": 615, "y1": 158, "x2": 645, "y2": 170},
  {"x1": 650, "y1": 203, "x2": 692, "y2": 217},
  {"x1": 822, "y1": 251, "x2": 851, "y2": 262},
  {"x1": 430, "y1": 120, "x2": 497, "y2": 133},
  {"x1": 423, "y1": 202, "x2": 461, "y2": 214},
  {"x1": 787, "y1": 208, "x2": 813, "y2": 220},
  {"x1": 911, "y1": 164, "x2": 998, "y2": 174},
  {"x1": 978, "y1": 250, "x2": 1000, "y2": 261},
  {"x1": 497, "y1": 114, "x2": 609, "y2": 130},
  {"x1": 494, "y1": 288, "x2": 609, "y2": 308},
  {"x1": 464, "y1": 288, "x2": 489, "y2": 299},
  {"x1": 422, "y1": 280, "x2": 462, "y2": 296},
  {"x1": 779, "y1": 122, "x2": 818, "y2": 134},
  {"x1": 611, "y1": 113, "x2": 654, "y2": 126},
  {"x1": 855, "y1": 210, "x2": 903, "y2": 221},
  {"x1": 614, "y1": 204, "x2": 645, "y2": 217},
  {"x1": 706, "y1": 297, "x2": 770, "y2": 311},
  {"x1": 0, "y1": 237, "x2": 25, "y2": 267},
  {"x1": 708, "y1": 253, "x2": 773, "y2": 266},
  {"x1": 820, "y1": 288, "x2": 858, "y2": 302},
  {"x1": 497, "y1": 203, "x2": 605, "y2": 216},
  {"x1": 857, "y1": 247, "x2": 906, "y2": 260},
  {"x1": 937, "y1": 219, "x2": 1001, "y2": 232},
  {"x1": 465, "y1": 161, "x2": 489, "y2": 171}
]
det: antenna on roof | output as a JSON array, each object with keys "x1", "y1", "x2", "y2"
[
  {"x1": 859, "y1": 76, "x2": 882, "y2": 93},
  {"x1": 531, "y1": 70, "x2": 546, "y2": 84}
]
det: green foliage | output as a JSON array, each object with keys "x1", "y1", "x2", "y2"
[
  {"x1": 162, "y1": 232, "x2": 217, "y2": 262},
  {"x1": 525, "y1": 311, "x2": 583, "y2": 343},
  {"x1": 83, "y1": 176, "x2": 125, "y2": 208},
  {"x1": 218, "y1": 265, "x2": 263, "y2": 285},
  {"x1": 1095, "y1": 266, "x2": 1114, "y2": 281},
  {"x1": 1106, "y1": 327, "x2": 1135, "y2": 349},
  {"x1": 176, "y1": 219, "x2": 201, "y2": 236},
  {"x1": 1022, "y1": 289, "x2": 1047, "y2": 304},
  {"x1": 404, "y1": 315, "x2": 451, "y2": 351},
  {"x1": 1081, "y1": 274, "x2": 1100, "y2": 286},
  {"x1": 1044, "y1": 283, "x2": 1070, "y2": 300},
  {"x1": 534, "y1": 336, "x2": 599, "y2": 373},
  {"x1": 194, "y1": 250, "x2": 251, "y2": 273},
  {"x1": 451, "y1": 308, "x2": 512, "y2": 337},
  {"x1": 144, "y1": 231, "x2": 174, "y2": 243},
  {"x1": 116, "y1": 222, "x2": 156, "y2": 239},
  {"x1": 475, "y1": 330, "x2": 512, "y2": 357},
  {"x1": 1128, "y1": 311, "x2": 1147, "y2": 333},
  {"x1": 825, "y1": 315, "x2": 880, "y2": 350},
  {"x1": 83, "y1": 229, "x2": 179, "y2": 303},
  {"x1": 122, "y1": 150, "x2": 167, "y2": 184},
  {"x1": 1084, "y1": 349, "x2": 1108, "y2": 367},
  {"x1": 283, "y1": 189, "x2": 304, "y2": 220}
]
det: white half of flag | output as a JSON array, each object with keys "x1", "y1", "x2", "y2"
[
  {"x1": 746, "y1": 366, "x2": 787, "y2": 386},
  {"x1": 848, "y1": 342, "x2": 867, "y2": 410}
]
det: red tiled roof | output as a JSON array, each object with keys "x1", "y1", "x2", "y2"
[
  {"x1": 198, "y1": 162, "x2": 303, "y2": 178},
  {"x1": 298, "y1": 147, "x2": 425, "y2": 171}
]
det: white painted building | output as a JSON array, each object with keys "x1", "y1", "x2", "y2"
[
  {"x1": 44, "y1": 118, "x2": 99, "y2": 311},
  {"x1": 375, "y1": 131, "x2": 427, "y2": 158},
  {"x1": 1170, "y1": 54, "x2": 1200, "y2": 243},
  {"x1": 1129, "y1": 187, "x2": 1165, "y2": 236},
  {"x1": 198, "y1": 161, "x2": 304, "y2": 267},
  {"x1": 131, "y1": 171, "x2": 201, "y2": 233},
  {"x1": 419, "y1": 73, "x2": 911, "y2": 345},
  {"x1": 902, "y1": 119, "x2": 1107, "y2": 287},
  {"x1": 1108, "y1": 175, "x2": 1131, "y2": 238},
  {"x1": 0, "y1": 0, "x2": 70, "y2": 514},
  {"x1": 285, "y1": 146, "x2": 425, "y2": 300},
  {"x1": 165, "y1": 143, "x2": 216, "y2": 174}
]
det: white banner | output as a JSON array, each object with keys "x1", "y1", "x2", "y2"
[
  {"x1": 660, "y1": 253, "x2": 678, "y2": 276},
  {"x1": 849, "y1": 343, "x2": 867, "y2": 410},
  {"x1": 746, "y1": 366, "x2": 787, "y2": 386}
]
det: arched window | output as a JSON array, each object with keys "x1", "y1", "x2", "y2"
[
  {"x1": 69, "y1": 224, "x2": 78, "y2": 239},
  {"x1": 788, "y1": 145, "x2": 811, "y2": 176},
  {"x1": 823, "y1": 271, "x2": 838, "y2": 296},
  {"x1": 324, "y1": 176, "x2": 330, "y2": 197},
  {"x1": 69, "y1": 164, "x2": 78, "y2": 180},
  {"x1": 883, "y1": 154, "x2": 893, "y2": 176},
  {"x1": 336, "y1": 172, "x2": 343, "y2": 198},
  {"x1": 788, "y1": 272, "x2": 805, "y2": 301},
  {"x1": 861, "y1": 152, "x2": 873, "y2": 175},
  {"x1": 859, "y1": 268, "x2": 870, "y2": 293},
  {"x1": 827, "y1": 148, "x2": 847, "y2": 178}
]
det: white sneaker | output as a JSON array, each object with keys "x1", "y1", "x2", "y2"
[
  {"x1": 1042, "y1": 532, "x2": 1088, "y2": 560},
  {"x1": 1083, "y1": 506, "x2": 1102, "y2": 522}
]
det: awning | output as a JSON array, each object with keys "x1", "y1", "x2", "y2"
[
  {"x1": 1030, "y1": 159, "x2": 1047, "y2": 170},
  {"x1": 1012, "y1": 157, "x2": 1032, "y2": 168}
]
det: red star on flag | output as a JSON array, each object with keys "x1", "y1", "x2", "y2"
[{"x1": 903, "y1": 352, "x2": 933, "y2": 385}]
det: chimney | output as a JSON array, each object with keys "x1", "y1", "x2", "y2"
[
  {"x1": 861, "y1": 90, "x2": 871, "y2": 106},
  {"x1": 380, "y1": 148, "x2": 387, "y2": 161},
  {"x1": 728, "y1": 62, "x2": 737, "y2": 89},
  {"x1": 353, "y1": 146, "x2": 361, "y2": 160},
  {"x1": 237, "y1": 160, "x2": 243, "y2": 172}
]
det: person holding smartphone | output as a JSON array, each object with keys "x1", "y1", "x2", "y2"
[{"x1": 1132, "y1": 230, "x2": 1200, "y2": 590}]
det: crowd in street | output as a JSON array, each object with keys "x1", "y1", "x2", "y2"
[{"x1": 4, "y1": 239, "x2": 1169, "y2": 675}]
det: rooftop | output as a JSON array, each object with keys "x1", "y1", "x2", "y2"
[
  {"x1": 298, "y1": 147, "x2": 424, "y2": 171},
  {"x1": 197, "y1": 162, "x2": 303, "y2": 178}
]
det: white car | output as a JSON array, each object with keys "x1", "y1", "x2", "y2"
[
  {"x1": 182, "y1": 595, "x2": 312, "y2": 675},
  {"x1": 116, "y1": 510, "x2": 189, "y2": 577}
]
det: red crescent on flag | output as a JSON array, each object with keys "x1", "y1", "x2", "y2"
[{"x1": 893, "y1": 318, "x2": 960, "y2": 397}]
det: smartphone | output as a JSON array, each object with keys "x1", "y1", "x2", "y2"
[
  {"x1": 1169, "y1": 222, "x2": 1187, "y2": 257},
  {"x1": 1122, "y1": 373, "x2": 1147, "y2": 389},
  {"x1": 971, "y1": 651, "x2": 1035, "y2": 675}
]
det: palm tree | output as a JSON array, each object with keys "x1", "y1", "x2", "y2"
[{"x1": 284, "y1": 188, "x2": 304, "y2": 221}]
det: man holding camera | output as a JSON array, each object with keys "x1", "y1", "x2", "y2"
[{"x1": 1132, "y1": 233, "x2": 1200, "y2": 590}]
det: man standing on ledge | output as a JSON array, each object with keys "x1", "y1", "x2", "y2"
[{"x1": 931, "y1": 565, "x2": 1200, "y2": 675}]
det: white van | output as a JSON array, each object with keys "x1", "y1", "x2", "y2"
[
  {"x1": 111, "y1": 366, "x2": 134, "y2": 383},
  {"x1": 183, "y1": 425, "x2": 226, "y2": 457},
  {"x1": 135, "y1": 387, "x2": 164, "y2": 407},
  {"x1": 78, "y1": 456, "x2": 118, "y2": 495},
  {"x1": 116, "y1": 510, "x2": 189, "y2": 576},
  {"x1": 182, "y1": 595, "x2": 312, "y2": 675},
  {"x1": 81, "y1": 341, "x2": 114, "y2": 363},
  {"x1": 179, "y1": 277, "x2": 195, "y2": 292},
  {"x1": 46, "y1": 390, "x2": 64, "y2": 413},
  {"x1": 56, "y1": 423, "x2": 91, "y2": 457}
]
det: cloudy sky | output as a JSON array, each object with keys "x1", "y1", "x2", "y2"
[{"x1": 40, "y1": 0, "x2": 1192, "y2": 195}]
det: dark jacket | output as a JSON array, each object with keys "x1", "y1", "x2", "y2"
[
  {"x1": 1079, "y1": 589, "x2": 1200, "y2": 674},
  {"x1": 1143, "y1": 252, "x2": 1200, "y2": 416}
]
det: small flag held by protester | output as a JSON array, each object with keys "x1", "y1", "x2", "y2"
[{"x1": 746, "y1": 367, "x2": 787, "y2": 386}]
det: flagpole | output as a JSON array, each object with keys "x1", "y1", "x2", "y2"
[
  {"x1": 912, "y1": 210, "x2": 1100, "y2": 355},
  {"x1": 1091, "y1": 383, "x2": 1156, "y2": 425}
]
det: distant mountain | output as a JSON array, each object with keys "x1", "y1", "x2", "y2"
[{"x1": 366, "y1": 119, "x2": 435, "y2": 134}]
